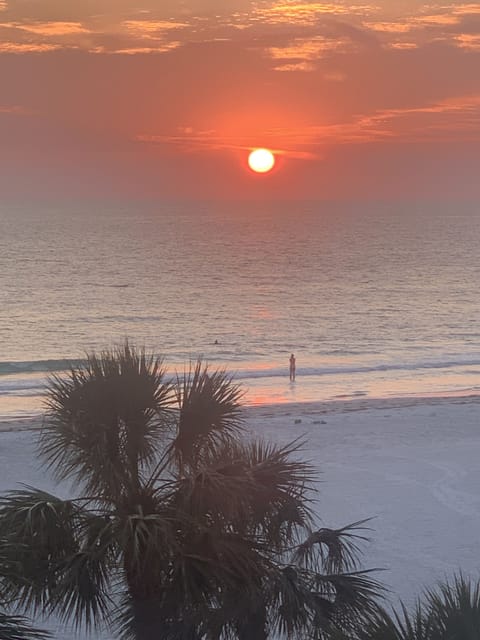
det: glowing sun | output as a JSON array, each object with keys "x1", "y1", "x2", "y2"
[{"x1": 248, "y1": 148, "x2": 275, "y2": 173}]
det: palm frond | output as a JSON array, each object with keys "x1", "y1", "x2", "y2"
[
  {"x1": 114, "y1": 527, "x2": 273, "y2": 640},
  {"x1": 269, "y1": 566, "x2": 384, "y2": 639},
  {"x1": 117, "y1": 507, "x2": 178, "y2": 593},
  {"x1": 235, "y1": 439, "x2": 315, "y2": 544},
  {"x1": 0, "y1": 487, "x2": 80, "y2": 611},
  {"x1": 113, "y1": 591, "x2": 199, "y2": 640},
  {"x1": 173, "y1": 361, "x2": 244, "y2": 467},
  {"x1": 355, "y1": 603, "x2": 426, "y2": 640},
  {"x1": 0, "y1": 488, "x2": 118, "y2": 631},
  {"x1": 358, "y1": 576, "x2": 480, "y2": 640},
  {"x1": 313, "y1": 571, "x2": 384, "y2": 629},
  {"x1": 168, "y1": 438, "x2": 315, "y2": 555},
  {"x1": 51, "y1": 512, "x2": 119, "y2": 631},
  {"x1": 271, "y1": 565, "x2": 329, "y2": 638},
  {"x1": 208, "y1": 593, "x2": 269, "y2": 640},
  {"x1": 0, "y1": 612, "x2": 49, "y2": 640},
  {"x1": 163, "y1": 533, "x2": 272, "y2": 638},
  {"x1": 168, "y1": 458, "x2": 254, "y2": 529},
  {"x1": 424, "y1": 574, "x2": 480, "y2": 638},
  {"x1": 40, "y1": 342, "x2": 174, "y2": 498},
  {"x1": 294, "y1": 519, "x2": 373, "y2": 574},
  {"x1": 53, "y1": 547, "x2": 112, "y2": 631}
]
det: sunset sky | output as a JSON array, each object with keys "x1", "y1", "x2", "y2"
[{"x1": 1, "y1": 0, "x2": 479, "y2": 200}]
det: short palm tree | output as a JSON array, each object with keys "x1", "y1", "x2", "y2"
[{"x1": 0, "y1": 344, "x2": 382, "y2": 640}]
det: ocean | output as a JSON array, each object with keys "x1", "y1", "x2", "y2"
[{"x1": 2, "y1": 200, "x2": 480, "y2": 422}]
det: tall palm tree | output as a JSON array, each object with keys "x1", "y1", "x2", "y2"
[{"x1": 0, "y1": 344, "x2": 382, "y2": 640}]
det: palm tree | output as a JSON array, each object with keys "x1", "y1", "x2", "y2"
[
  {"x1": 354, "y1": 575, "x2": 480, "y2": 639},
  {"x1": 0, "y1": 344, "x2": 382, "y2": 640}
]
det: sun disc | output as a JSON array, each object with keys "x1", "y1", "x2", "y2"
[{"x1": 248, "y1": 148, "x2": 275, "y2": 173}]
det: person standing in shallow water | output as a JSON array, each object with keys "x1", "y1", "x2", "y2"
[{"x1": 289, "y1": 353, "x2": 296, "y2": 382}]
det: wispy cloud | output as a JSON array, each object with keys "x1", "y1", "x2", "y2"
[
  {"x1": 1, "y1": 1, "x2": 479, "y2": 57},
  {"x1": 135, "y1": 129, "x2": 318, "y2": 158},
  {"x1": 414, "y1": 12, "x2": 460, "y2": 26},
  {"x1": 113, "y1": 19, "x2": 186, "y2": 53},
  {"x1": 455, "y1": 33, "x2": 480, "y2": 50},
  {"x1": 0, "y1": 41, "x2": 62, "y2": 52},
  {"x1": 366, "y1": 12, "x2": 461, "y2": 34},
  {"x1": 134, "y1": 94, "x2": 480, "y2": 157},
  {"x1": 111, "y1": 42, "x2": 181, "y2": 55},
  {"x1": 9, "y1": 21, "x2": 89, "y2": 35},
  {"x1": 0, "y1": 16, "x2": 188, "y2": 54},
  {"x1": 311, "y1": 95, "x2": 480, "y2": 144},
  {"x1": 0, "y1": 19, "x2": 91, "y2": 54},
  {"x1": 255, "y1": 1, "x2": 377, "y2": 25},
  {"x1": 259, "y1": 18, "x2": 379, "y2": 66},
  {"x1": 367, "y1": 21, "x2": 414, "y2": 33},
  {"x1": 121, "y1": 19, "x2": 186, "y2": 37},
  {"x1": 0, "y1": 104, "x2": 32, "y2": 114},
  {"x1": 451, "y1": 3, "x2": 480, "y2": 15},
  {"x1": 388, "y1": 41, "x2": 419, "y2": 49},
  {"x1": 365, "y1": 3, "x2": 480, "y2": 51},
  {"x1": 269, "y1": 35, "x2": 352, "y2": 62}
]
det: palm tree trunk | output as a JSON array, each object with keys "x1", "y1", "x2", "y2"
[
  {"x1": 129, "y1": 597, "x2": 200, "y2": 640},
  {"x1": 236, "y1": 610, "x2": 268, "y2": 640},
  {"x1": 130, "y1": 597, "x2": 168, "y2": 640}
]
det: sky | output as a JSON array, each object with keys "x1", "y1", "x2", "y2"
[{"x1": 0, "y1": 0, "x2": 479, "y2": 200}]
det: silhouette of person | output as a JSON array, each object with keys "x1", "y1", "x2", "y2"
[{"x1": 289, "y1": 353, "x2": 296, "y2": 382}]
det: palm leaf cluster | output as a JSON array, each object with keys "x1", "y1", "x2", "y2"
[
  {"x1": 0, "y1": 344, "x2": 382, "y2": 640},
  {"x1": 354, "y1": 575, "x2": 480, "y2": 640},
  {"x1": 0, "y1": 612, "x2": 48, "y2": 640},
  {"x1": 0, "y1": 538, "x2": 49, "y2": 639}
]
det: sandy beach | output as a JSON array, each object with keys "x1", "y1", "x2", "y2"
[
  {"x1": 1, "y1": 394, "x2": 480, "y2": 638},
  {"x1": 248, "y1": 395, "x2": 480, "y2": 598}
]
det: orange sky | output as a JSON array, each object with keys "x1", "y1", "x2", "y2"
[{"x1": 0, "y1": 0, "x2": 479, "y2": 199}]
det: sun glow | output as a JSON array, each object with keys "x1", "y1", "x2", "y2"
[{"x1": 248, "y1": 148, "x2": 275, "y2": 173}]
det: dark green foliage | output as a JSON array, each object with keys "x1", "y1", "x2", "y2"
[
  {"x1": 0, "y1": 537, "x2": 50, "y2": 639},
  {"x1": 0, "y1": 343, "x2": 382, "y2": 640},
  {"x1": 174, "y1": 361, "x2": 244, "y2": 467},
  {"x1": 0, "y1": 613, "x2": 49, "y2": 640},
  {"x1": 354, "y1": 576, "x2": 480, "y2": 640},
  {"x1": 426, "y1": 576, "x2": 480, "y2": 639},
  {"x1": 40, "y1": 344, "x2": 173, "y2": 498}
]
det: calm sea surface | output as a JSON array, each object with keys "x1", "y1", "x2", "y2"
[{"x1": 1, "y1": 200, "x2": 480, "y2": 420}]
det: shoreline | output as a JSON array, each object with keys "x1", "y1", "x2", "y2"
[
  {"x1": 245, "y1": 391, "x2": 480, "y2": 418},
  {"x1": 3, "y1": 391, "x2": 480, "y2": 434}
]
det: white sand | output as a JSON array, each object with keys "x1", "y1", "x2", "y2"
[
  {"x1": 1, "y1": 395, "x2": 480, "y2": 637},
  {"x1": 247, "y1": 396, "x2": 480, "y2": 602}
]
